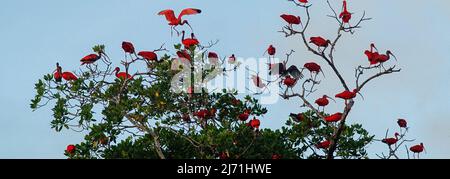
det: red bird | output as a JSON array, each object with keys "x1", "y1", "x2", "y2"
[
  {"x1": 298, "y1": 0, "x2": 308, "y2": 4},
  {"x1": 158, "y1": 8, "x2": 202, "y2": 34},
  {"x1": 66, "y1": 144, "x2": 76, "y2": 155},
  {"x1": 397, "y1": 119, "x2": 408, "y2": 128},
  {"x1": 410, "y1": 143, "x2": 425, "y2": 158},
  {"x1": 304, "y1": 62, "x2": 323, "y2": 75},
  {"x1": 181, "y1": 31, "x2": 200, "y2": 48},
  {"x1": 316, "y1": 140, "x2": 331, "y2": 149},
  {"x1": 62, "y1": 72, "x2": 78, "y2": 81},
  {"x1": 238, "y1": 112, "x2": 250, "y2": 121},
  {"x1": 325, "y1": 113, "x2": 343, "y2": 123},
  {"x1": 382, "y1": 133, "x2": 400, "y2": 146},
  {"x1": 281, "y1": 14, "x2": 302, "y2": 26},
  {"x1": 249, "y1": 118, "x2": 261, "y2": 129},
  {"x1": 266, "y1": 45, "x2": 276, "y2": 56},
  {"x1": 290, "y1": 113, "x2": 304, "y2": 122},
  {"x1": 335, "y1": 89, "x2": 358, "y2": 100},
  {"x1": 54, "y1": 63, "x2": 63, "y2": 82},
  {"x1": 122, "y1": 41, "x2": 135, "y2": 54},
  {"x1": 283, "y1": 75, "x2": 297, "y2": 87},
  {"x1": 194, "y1": 109, "x2": 209, "y2": 119},
  {"x1": 252, "y1": 75, "x2": 266, "y2": 88},
  {"x1": 138, "y1": 51, "x2": 158, "y2": 61},
  {"x1": 177, "y1": 50, "x2": 191, "y2": 61},
  {"x1": 376, "y1": 50, "x2": 397, "y2": 63},
  {"x1": 310, "y1": 37, "x2": 331, "y2": 50},
  {"x1": 228, "y1": 54, "x2": 236, "y2": 64},
  {"x1": 208, "y1": 52, "x2": 219, "y2": 64},
  {"x1": 80, "y1": 54, "x2": 101, "y2": 65},
  {"x1": 114, "y1": 67, "x2": 133, "y2": 80},
  {"x1": 315, "y1": 95, "x2": 334, "y2": 107},
  {"x1": 339, "y1": 0, "x2": 352, "y2": 24},
  {"x1": 364, "y1": 43, "x2": 380, "y2": 65}
]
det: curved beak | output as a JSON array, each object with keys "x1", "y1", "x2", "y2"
[
  {"x1": 326, "y1": 95, "x2": 336, "y2": 103},
  {"x1": 389, "y1": 52, "x2": 398, "y2": 61}
]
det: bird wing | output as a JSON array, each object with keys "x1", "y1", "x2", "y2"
[
  {"x1": 179, "y1": 8, "x2": 202, "y2": 19},
  {"x1": 158, "y1": 9, "x2": 177, "y2": 22},
  {"x1": 287, "y1": 65, "x2": 303, "y2": 79}
]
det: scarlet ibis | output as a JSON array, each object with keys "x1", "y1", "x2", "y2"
[
  {"x1": 339, "y1": 0, "x2": 352, "y2": 24},
  {"x1": 281, "y1": 14, "x2": 302, "y2": 27},
  {"x1": 181, "y1": 31, "x2": 200, "y2": 48},
  {"x1": 62, "y1": 72, "x2": 78, "y2": 81},
  {"x1": 316, "y1": 140, "x2": 331, "y2": 149},
  {"x1": 335, "y1": 89, "x2": 359, "y2": 104},
  {"x1": 364, "y1": 43, "x2": 380, "y2": 65},
  {"x1": 238, "y1": 112, "x2": 250, "y2": 121},
  {"x1": 138, "y1": 51, "x2": 158, "y2": 61},
  {"x1": 289, "y1": 113, "x2": 304, "y2": 122},
  {"x1": 194, "y1": 109, "x2": 209, "y2": 119},
  {"x1": 177, "y1": 50, "x2": 191, "y2": 61},
  {"x1": 310, "y1": 37, "x2": 331, "y2": 51},
  {"x1": 397, "y1": 119, "x2": 408, "y2": 128},
  {"x1": 249, "y1": 118, "x2": 261, "y2": 129},
  {"x1": 158, "y1": 8, "x2": 202, "y2": 35},
  {"x1": 252, "y1": 75, "x2": 266, "y2": 88},
  {"x1": 80, "y1": 54, "x2": 101, "y2": 65},
  {"x1": 325, "y1": 113, "x2": 343, "y2": 123},
  {"x1": 315, "y1": 95, "x2": 335, "y2": 107},
  {"x1": 298, "y1": 0, "x2": 308, "y2": 4},
  {"x1": 114, "y1": 67, "x2": 133, "y2": 80},
  {"x1": 122, "y1": 41, "x2": 135, "y2": 54},
  {"x1": 228, "y1": 54, "x2": 236, "y2": 64},
  {"x1": 283, "y1": 75, "x2": 297, "y2": 87},
  {"x1": 382, "y1": 133, "x2": 399, "y2": 146},
  {"x1": 304, "y1": 62, "x2": 325, "y2": 77},
  {"x1": 208, "y1": 52, "x2": 219, "y2": 64},
  {"x1": 66, "y1": 144, "x2": 76, "y2": 154},
  {"x1": 410, "y1": 143, "x2": 425, "y2": 158},
  {"x1": 266, "y1": 45, "x2": 276, "y2": 56},
  {"x1": 376, "y1": 50, "x2": 397, "y2": 63},
  {"x1": 54, "y1": 63, "x2": 62, "y2": 82}
]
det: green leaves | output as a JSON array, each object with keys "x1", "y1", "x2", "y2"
[
  {"x1": 30, "y1": 79, "x2": 45, "y2": 110},
  {"x1": 92, "y1": 44, "x2": 105, "y2": 54}
]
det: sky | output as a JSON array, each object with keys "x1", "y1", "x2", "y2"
[{"x1": 0, "y1": 0, "x2": 449, "y2": 159}]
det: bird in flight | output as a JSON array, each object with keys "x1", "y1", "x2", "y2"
[{"x1": 158, "y1": 8, "x2": 202, "y2": 36}]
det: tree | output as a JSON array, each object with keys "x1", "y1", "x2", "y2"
[{"x1": 31, "y1": 0, "x2": 424, "y2": 159}]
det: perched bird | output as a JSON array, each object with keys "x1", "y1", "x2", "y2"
[
  {"x1": 54, "y1": 63, "x2": 63, "y2": 82},
  {"x1": 315, "y1": 95, "x2": 335, "y2": 108},
  {"x1": 339, "y1": 0, "x2": 352, "y2": 24},
  {"x1": 266, "y1": 45, "x2": 276, "y2": 56},
  {"x1": 80, "y1": 54, "x2": 101, "y2": 65},
  {"x1": 397, "y1": 119, "x2": 408, "y2": 129},
  {"x1": 283, "y1": 75, "x2": 297, "y2": 87},
  {"x1": 114, "y1": 67, "x2": 133, "y2": 80},
  {"x1": 410, "y1": 143, "x2": 425, "y2": 158},
  {"x1": 325, "y1": 113, "x2": 343, "y2": 123},
  {"x1": 249, "y1": 118, "x2": 261, "y2": 129},
  {"x1": 376, "y1": 50, "x2": 397, "y2": 64},
  {"x1": 281, "y1": 14, "x2": 302, "y2": 27},
  {"x1": 335, "y1": 89, "x2": 359, "y2": 104},
  {"x1": 289, "y1": 113, "x2": 304, "y2": 122},
  {"x1": 181, "y1": 31, "x2": 200, "y2": 48},
  {"x1": 310, "y1": 37, "x2": 331, "y2": 48},
  {"x1": 62, "y1": 72, "x2": 78, "y2": 81},
  {"x1": 316, "y1": 140, "x2": 331, "y2": 149},
  {"x1": 122, "y1": 41, "x2": 135, "y2": 54},
  {"x1": 382, "y1": 133, "x2": 400, "y2": 146},
  {"x1": 284, "y1": 65, "x2": 303, "y2": 79},
  {"x1": 138, "y1": 51, "x2": 158, "y2": 61},
  {"x1": 364, "y1": 43, "x2": 380, "y2": 65},
  {"x1": 252, "y1": 75, "x2": 266, "y2": 88}
]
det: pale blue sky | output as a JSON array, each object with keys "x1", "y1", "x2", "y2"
[{"x1": 0, "y1": 0, "x2": 449, "y2": 158}]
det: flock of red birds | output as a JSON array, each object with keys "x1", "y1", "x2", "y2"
[{"x1": 57, "y1": 3, "x2": 424, "y2": 158}]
